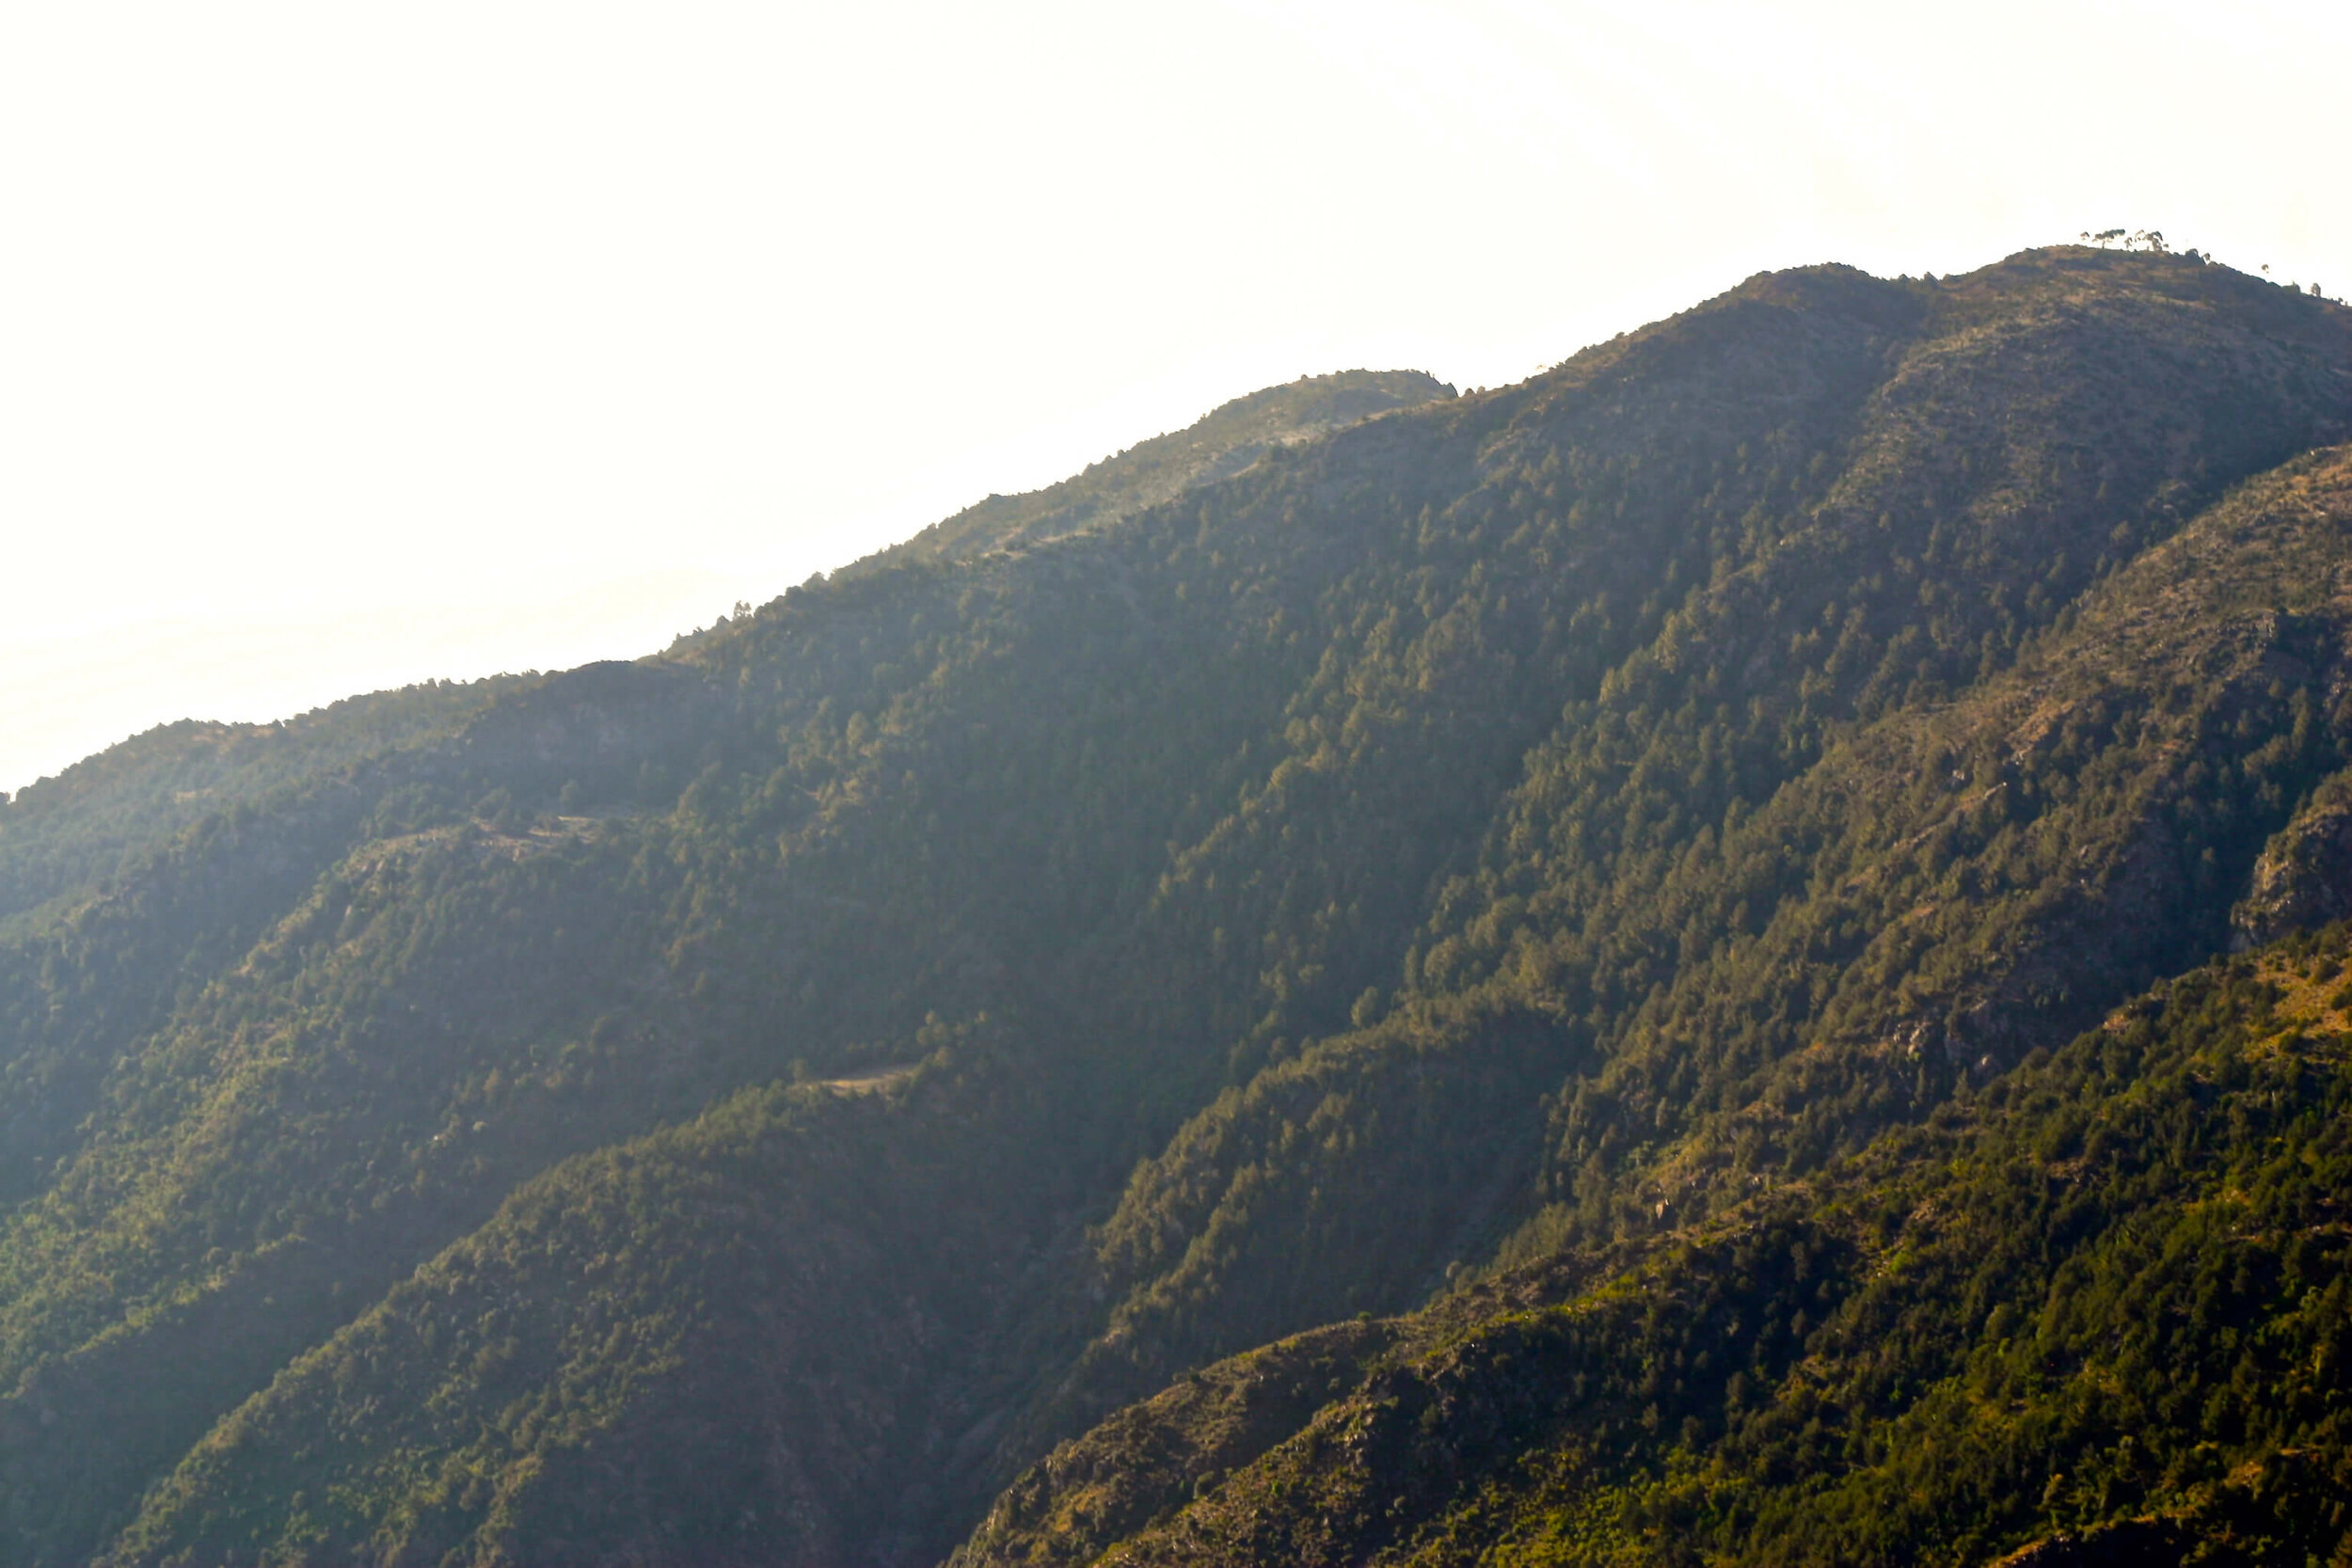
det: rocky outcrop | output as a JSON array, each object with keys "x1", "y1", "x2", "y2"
[{"x1": 2233, "y1": 770, "x2": 2352, "y2": 946}]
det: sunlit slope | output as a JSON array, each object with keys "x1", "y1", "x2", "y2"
[
  {"x1": 1018, "y1": 261, "x2": 2352, "y2": 1437},
  {"x1": 1063, "y1": 443, "x2": 2352, "y2": 1432},
  {"x1": 851, "y1": 369, "x2": 1454, "y2": 575},
  {"x1": 0, "y1": 678, "x2": 523, "y2": 931},
  {"x1": 956, "y1": 924, "x2": 2352, "y2": 1568},
  {"x1": 0, "y1": 249, "x2": 2349, "y2": 1567}
]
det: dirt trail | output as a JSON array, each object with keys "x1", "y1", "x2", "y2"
[{"x1": 816, "y1": 1064, "x2": 919, "y2": 1094}]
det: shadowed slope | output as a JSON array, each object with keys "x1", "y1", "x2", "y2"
[{"x1": 1, "y1": 251, "x2": 2349, "y2": 1567}]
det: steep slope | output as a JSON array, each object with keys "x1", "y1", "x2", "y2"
[
  {"x1": 853, "y1": 369, "x2": 1454, "y2": 574},
  {"x1": 103, "y1": 1024, "x2": 1074, "y2": 1568},
  {"x1": 955, "y1": 922, "x2": 2352, "y2": 1568},
  {"x1": 0, "y1": 248, "x2": 2349, "y2": 1567},
  {"x1": 0, "y1": 380, "x2": 1487, "y2": 1567},
  {"x1": 1035, "y1": 263, "x2": 2352, "y2": 1431},
  {"x1": 0, "y1": 678, "x2": 520, "y2": 931}
]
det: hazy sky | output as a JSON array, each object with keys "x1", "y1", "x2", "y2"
[{"x1": 4, "y1": 0, "x2": 2345, "y2": 795}]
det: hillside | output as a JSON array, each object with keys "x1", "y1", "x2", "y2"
[
  {"x1": 0, "y1": 679, "x2": 526, "y2": 934},
  {"x1": 957, "y1": 926, "x2": 2352, "y2": 1568},
  {"x1": 2, "y1": 246, "x2": 2352, "y2": 1566},
  {"x1": 851, "y1": 369, "x2": 1454, "y2": 574}
]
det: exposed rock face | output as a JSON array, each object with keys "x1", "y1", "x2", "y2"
[
  {"x1": 1986, "y1": 1520, "x2": 2191, "y2": 1568},
  {"x1": 2234, "y1": 773, "x2": 2352, "y2": 946}
]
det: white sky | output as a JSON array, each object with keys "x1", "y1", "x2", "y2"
[{"x1": 3, "y1": 0, "x2": 2346, "y2": 795}]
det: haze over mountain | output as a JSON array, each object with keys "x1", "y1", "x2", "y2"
[
  {"x1": 15, "y1": 4, "x2": 2347, "y2": 809},
  {"x1": 5, "y1": 245, "x2": 2352, "y2": 1568}
]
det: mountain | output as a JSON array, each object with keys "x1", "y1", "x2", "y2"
[
  {"x1": 850, "y1": 369, "x2": 1455, "y2": 575},
  {"x1": 0, "y1": 679, "x2": 527, "y2": 934},
  {"x1": 956, "y1": 923, "x2": 2352, "y2": 1568},
  {"x1": 3, "y1": 249, "x2": 2352, "y2": 1567}
]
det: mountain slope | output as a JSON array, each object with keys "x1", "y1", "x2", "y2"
[
  {"x1": 853, "y1": 370, "x2": 1454, "y2": 574},
  {"x1": 955, "y1": 922, "x2": 2352, "y2": 1568},
  {"x1": 1023, "y1": 260, "x2": 2352, "y2": 1435},
  {"x1": 0, "y1": 248, "x2": 2349, "y2": 1567},
  {"x1": 0, "y1": 678, "x2": 522, "y2": 933}
]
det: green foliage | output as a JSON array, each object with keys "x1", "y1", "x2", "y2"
[
  {"x1": 103, "y1": 1021, "x2": 1078, "y2": 1568},
  {"x1": 0, "y1": 249, "x2": 2349, "y2": 1566},
  {"x1": 1068, "y1": 273, "x2": 2352, "y2": 1415},
  {"x1": 852, "y1": 369, "x2": 1455, "y2": 576},
  {"x1": 0, "y1": 678, "x2": 518, "y2": 932},
  {"x1": 967, "y1": 929, "x2": 2352, "y2": 1568}
]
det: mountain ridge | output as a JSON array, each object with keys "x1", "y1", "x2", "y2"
[{"x1": 1, "y1": 246, "x2": 2351, "y2": 1566}]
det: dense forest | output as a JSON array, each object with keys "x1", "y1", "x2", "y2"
[{"x1": 4, "y1": 245, "x2": 2352, "y2": 1566}]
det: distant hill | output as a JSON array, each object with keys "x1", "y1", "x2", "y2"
[
  {"x1": 850, "y1": 368, "x2": 1454, "y2": 574},
  {"x1": 3, "y1": 247, "x2": 2352, "y2": 1568},
  {"x1": 0, "y1": 678, "x2": 526, "y2": 933}
]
